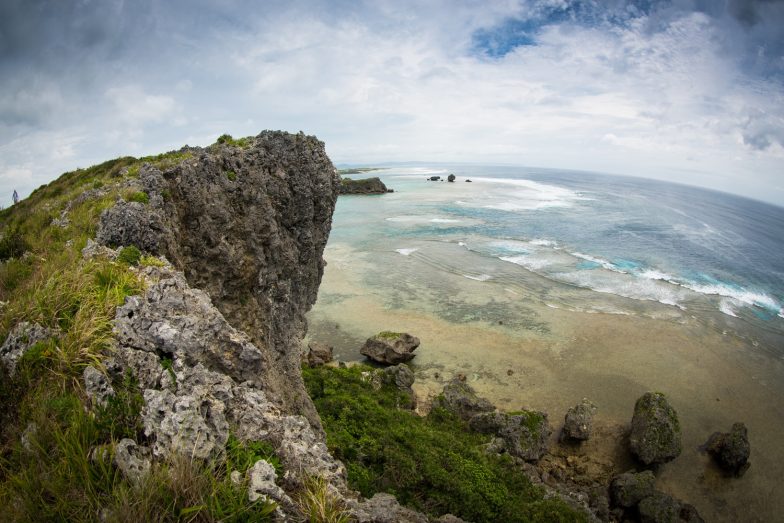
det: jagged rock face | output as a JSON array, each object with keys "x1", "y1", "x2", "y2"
[
  {"x1": 705, "y1": 422, "x2": 751, "y2": 477},
  {"x1": 562, "y1": 399, "x2": 597, "y2": 441},
  {"x1": 432, "y1": 378, "x2": 494, "y2": 421},
  {"x1": 97, "y1": 131, "x2": 339, "y2": 425},
  {"x1": 0, "y1": 322, "x2": 55, "y2": 375}
]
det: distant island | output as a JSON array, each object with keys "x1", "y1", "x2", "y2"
[{"x1": 337, "y1": 167, "x2": 386, "y2": 175}]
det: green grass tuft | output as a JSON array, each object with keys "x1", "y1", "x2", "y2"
[
  {"x1": 225, "y1": 170, "x2": 237, "y2": 181},
  {"x1": 117, "y1": 246, "x2": 142, "y2": 266},
  {"x1": 125, "y1": 191, "x2": 149, "y2": 205}
]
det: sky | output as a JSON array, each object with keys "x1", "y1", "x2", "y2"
[{"x1": 1, "y1": 0, "x2": 783, "y2": 206}]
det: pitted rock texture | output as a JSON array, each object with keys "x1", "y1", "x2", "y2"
[
  {"x1": 629, "y1": 392, "x2": 682, "y2": 466},
  {"x1": 97, "y1": 131, "x2": 339, "y2": 425},
  {"x1": 360, "y1": 332, "x2": 420, "y2": 365},
  {"x1": 562, "y1": 399, "x2": 597, "y2": 441},
  {"x1": 432, "y1": 378, "x2": 494, "y2": 422},
  {"x1": 469, "y1": 410, "x2": 551, "y2": 462},
  {"x1": 0, "y1": 322, "x2": 55, "y2": 375},
  {"x1": 704, "y1": 422, "x2": 751, "y2": 477},
  {"x1": 109, "y1": 264, "x2": 347, "y2": 493}
]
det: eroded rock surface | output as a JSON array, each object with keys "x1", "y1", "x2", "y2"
[
  {"x1": 360, "y1": 332, "x2": 420, "y2": 365},
  {"x1": 562, "y1": 399, "x2": 597, "y2": 441},
  {"x1": 97, "y1": 131, "x2": 340, "y2": 426},
  {"x1": 0, "y1": 322, "x2": 55, "y2": 375},
  {"x1": 629, "y1": 392, "x2": 682, "y2": 466},
  {"x1": 470, "y1": 410, "x2": 551, "y2": 461},
  {"x1": 704, "y1": 422, "x2": 751, "y2": 477}
]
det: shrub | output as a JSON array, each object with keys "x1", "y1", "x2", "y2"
[
  {"x1": 225, "y1": 170, "x2": 237, "y2": 181},
  {"x1": 0, "y1": 226, "x2": 29, "y2": 261},
  {"x1": 303, "y1": 365, "x2": 587, "y2": 522}
]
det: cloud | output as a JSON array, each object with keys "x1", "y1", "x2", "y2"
[{"x1": 0, "y1": 0, "x2": 782, "y2": 206}]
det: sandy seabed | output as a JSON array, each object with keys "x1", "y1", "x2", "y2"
[{"x1": 306, "y1": 242, "x2": 784, "y2": 522}]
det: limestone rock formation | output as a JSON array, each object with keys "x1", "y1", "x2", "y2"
[
  {"x1": 629, "y1": 392, "x2": 682, "y2": 465},
  {"x1": 447, "y1": 174, "x2": 456, "y2": 182},
  {"x1": 114, "y1": 438, "x2": 152, "y2": 485},
  {"x1": 0, "y1": 321, "x2": 55, "y2": 375},
  {"x1": 83, "y1": 365, "x2": 115, "y2": 407},
  {"x1": 360, "y1": 332, "x2": 420, "y2": 365},
  {"x1": 704, "y1": 422, "x2": 751, "y2": 477},
  {"x1": 562, "y1": 399, "x2": 597, "y2": 441},
  {"x1": 351, "y1": 493, "x2": 429, "y2": 523},
  {"x1": 469, "y1": 410, "x2": 551, "y2": 461},
  {"x1": 368, "y1": 363, "x2": 416, "y2": 409},
  {"x1": 96, "y1": 131, "x2": 340, "y2": 426},
  {"x1": 339, "y1": 176, "x2": 391, "y2": 194},
  {"x1": 432, "y1": 377, "x2": 494, "y2": 421}
]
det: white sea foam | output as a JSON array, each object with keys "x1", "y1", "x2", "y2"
[
  {"x1": 529, "y1": 238, "x2": 556, "y2": 247},
  {"x1": 470, "y1": 177, "x2": 586, "y2": 211},
  {"x1": 430, "y1": 218, "x2": 461, "y2": 223},
  {"x1": 458, "y1": 241, "x2": 467, "y2": 247},
  {"x1": 463, "y1": 274, "x2": 492, "y2": 281},
  {"x1": 639, "y1": 269, "x2": 677, "y2": 282},
  {"x1": 571, "y1": 252, "x2": 617, "y2": 271},
  {"x1": 556, "y1": 270, "x2": 684, "y2": 308},
  {"x1": 682, "y1": 282, "x2": 779, "y2": 312},
  {"x1": 386, "y1": 215, "x2": 460, "y2": 224},
  {"x1": 395, "y1": 248, "x2": 418, "y2": 256},
  {"x1": 719, "y1": 299, "x2": 740, "y2": 318},
  {"x1": 500, "y1": 255, "x2": 552, "y2": 271}
]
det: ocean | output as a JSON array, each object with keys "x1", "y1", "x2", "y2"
[{"x1": 306, "y1": 164, "x2": 784, "y2": 522}]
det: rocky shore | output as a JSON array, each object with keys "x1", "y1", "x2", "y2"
[{"x1": 338, "y1": 176, "x2": 392, "y2": 194}]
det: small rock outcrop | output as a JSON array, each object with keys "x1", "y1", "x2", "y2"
[
  {"x1": 83, "y1": 365, "x2": 115, "y2": 407},
  {"x1": 704, "y1": 422, "x2": 750, "y2": 477},
  {"x1": 629, "y1": 392, "x2": 682, "y2": 465},
  {"x1": 610, "y1": 470, "x2": 655, "y2": 508},
  {"x1": 447, "y1": 174, "x2": 456, "y2": 182},
  {"x1": 305, "y1": 341, "x2": 333, "y2": 367},
  {"x1": 360, "y1": 331, "x2": 420, "y2": 365},
  {"x1": 339, "y1": 177, "x2": 391, "y2": 194},
  {"x1": 114, "y1": 438, "x2": 152, "y2": 485},
  {"x1": 469, "y1": 410, "x2": 551, "y2": 461},
  {"x1": 428, "y1": 176, "x2": 441, "y2": 181},
  {"x1": 432, "y1": 377, "x2": 494, "y2": 421},
  {"x1": 368, "y1": 363, "x2": 416, "y2": 409},
  {"x1": 0, "y1": 321, "x2": 54, "y2": 375},
  {"x1": 562, "y1": 399, "x2": 597, "y2": 441},
  {"x1": 352, "y1": 493, "x2": 429, "y2": 523}
]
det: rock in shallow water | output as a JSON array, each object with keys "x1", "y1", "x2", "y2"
[
  {"x1": 705, "y1": 422, "x2": 751, "y2": 477},
  {"x1": 432, "y1": 377, "x2": 494, "y2": 421},
  {"x1": 360, "y1": 331, "x2": 420, "y2": 365},
  {"x1": 629, "y1": 392, "x2": 682, "y2": 466}
]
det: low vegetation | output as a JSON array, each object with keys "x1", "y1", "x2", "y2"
[
  {"x1": 303, "y1": 365, "x2": 587, "y2": 523},
  {"x1": 0, "y1": 147, "x2": 283, "y2": 522}
]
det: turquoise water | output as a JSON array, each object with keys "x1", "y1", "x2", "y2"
[{"x1": 331, "y1": 165, "x2": 784, "y2": 357}]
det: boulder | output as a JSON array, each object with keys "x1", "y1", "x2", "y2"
[
  {"x1": 469, "y1": 409, "x2": 551, "y2": 461},
  {"x1": 638, "y1": 491, "x2": 682, "y2": 523},
  {"x1": 370, "y1": 363, "x2": 416, "y2": 409},
  {"x1": 306, "y1": 342, "x2": 333, "y2": 367},
  {"x1": 465, "y1": 179, "x2": 472, "y2": 182},
  {"x1": 114, "y1": 438, "x2": 152, "y2": 485},
  {"x1": 447, "y1": 174, "x2": 456, "y2": 182},
  {"x1": 704, "y1": 422, "x2": 750, "y2": 477},
  {"x1": 431, "y1": 378, "x2": 494, "y2": 421},
  {"x1": 562, "y1": 399, "x2": 597, "y2": 441},
  {"x1": 629, "y1": 392, "x2": 682, "y2": 465},
  {"x1": 429, "y1": 176, "x2": 441, "y2": 181},
  {"x1": 610, "y1": 470, "x2": 655, "y2": 508},
  {"x1": 360, "y1": 332, "x2": 419, "y2": 365}
]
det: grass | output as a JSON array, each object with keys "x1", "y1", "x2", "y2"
[
  {"x1": 125, "y1": 191, "x2": 149, "y2": 205},
  {"x1": 225, "y1": 170, "x2": 237, "y2": 181},
  {"x1": 297, "y1": 475, "x2": 350, "y2": 523},
  {"x1": 303, "y1": 365, "x2": 587, "y2": 522},
  {"x1": 374, "y1": 331, "x2": 402, "y2": 340},
  {"x1": 0, "y1": 150, "x2": 279, "y2": 522}
]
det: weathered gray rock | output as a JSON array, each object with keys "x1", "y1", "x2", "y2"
[
  {"x1": 610, "y1": 470, "x2": 656, "y2": 508},
  {"x1": 469, "y1": 410, "x2": 551, "y2": 461},
  {"x1": 247, "y1": 459, "x2": 295, "y2": 515},
  {"x1": 0, "y1": 321, "x2": 54, "y2": 374},
  {"x1": 360, "y1": 332, "x2": 420, "y2": 365},
  {"x1": 432, "y1": 378, "x2": 494, "y2": 421},
  {"x1": 704, "y1": 422, "x2": 751, "y2": 477},
  {"x1": 114, "y1": 438, "x2": 151, "y2": 485},
  {"x1": 447, "y1": 174, "x2": 456, "y2": 182},
  {"x1": 339, "y1": 177, "x2": 391, "y2": 194},
  {"x1": 83, "y1": 365, "x2": 115, "y2": 407},
  {"x1": 306, "y1": 341, "x2": 333, "y2": 367},
  {"x1": 562, "y1": 399, "x2": 597, "y2": 441},
  {"x1": 629, "y1": 392, "x2": 682, "y2": 465},
  {"x1": 436, "y1": 515, "x2": 468, "y2": 523},
  {"x1": 352, "y1": 493, "x2": 429, "y2": 523},
  {"x1": 81, "y1": 238, "x2": 118, "y2": 260},
  {"x1": 638, "y1": 491, "x2": 682, "y2": 523},
  {"x1": 96, "y1": 200, "x2": 163, "y2": 252}
]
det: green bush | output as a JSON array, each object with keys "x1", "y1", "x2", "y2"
[
  {"x1": 117, "y1": 245, "x2": 142, "y2": 266},
  {"x1": 226, "y1": 170, "x2": 237, "y2": 181},
  {"x1": 303, "y1": 365, "x2": 586, "y2": 522},
  {"x1": 0, "y1": 226, "x2": 30, "y2": 261}
]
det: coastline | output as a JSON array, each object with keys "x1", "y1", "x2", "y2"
[{"x1": 307, "y1": 241, "x2": 784, "y2": 522}]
